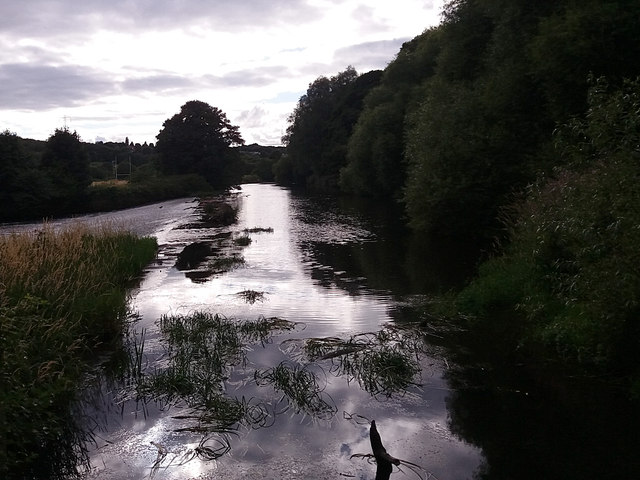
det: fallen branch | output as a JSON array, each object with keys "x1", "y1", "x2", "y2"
[{"x1": 370, "y1": 420, "x2": 401, "y2": 480}]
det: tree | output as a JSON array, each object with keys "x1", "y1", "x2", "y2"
[
  {"x1": 156, "y1": 100, "x2": 244, "y2": 187},
  {"x1": 279, "y1": 67, "x2": 382, "y2": 191},
  {"x1": 41, "y1": 127, "x2": 91, "y2": 199},
  {"x1": 340, "y1": 29, "x2": 442, "y2": 198}
]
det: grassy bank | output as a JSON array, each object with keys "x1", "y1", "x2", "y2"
[
  {"x1": 0, "y1": 223, "x2": 157, "y2": 479},
  {"x1": 86, "y1": 173, "x2": 212, "y2": 214}
]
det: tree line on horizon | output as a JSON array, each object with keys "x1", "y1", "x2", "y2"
[{"x1": 0, "y1": 106, "x2": 283, "y2": 221}]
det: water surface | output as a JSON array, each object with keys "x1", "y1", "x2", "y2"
[
  {"x1": 7, "y1": 183, "x2": 638, "y2": 479},
  {"x1": 78, "y1": 184, "x2": 483, "y2": 479}
]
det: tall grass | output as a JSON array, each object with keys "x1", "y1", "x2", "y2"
[{"x1": 0, "y1": 223, "x2": 157, "y2": 479}]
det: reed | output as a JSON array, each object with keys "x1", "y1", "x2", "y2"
[{"x1": 0, "y1": 222, "x2": 157, "y2": 479}]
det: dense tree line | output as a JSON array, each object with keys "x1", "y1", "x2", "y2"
[
  {"x1": 0, "y1": 101, "x2": 280, "y2": 222},
  {"x1": 281, "y1": 0, "x2": 640, "y2": 378},
  {"x1": 283, "y1": 0, "x2": 640, "y2": 243},
  {"x1": 276, "y1": 67, "x2": 383, "y2": 191}
]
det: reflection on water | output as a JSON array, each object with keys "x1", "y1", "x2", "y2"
[
  {"x1": 77, "y1": 184, "x2": 482, "y2": 479},
  {"x1": 7, "y1": 184, "x2": 640, "y2": 479}
]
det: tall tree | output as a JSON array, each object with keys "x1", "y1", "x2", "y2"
[
  {"x1": 41, "y1": 127, "x2": 91, "y2": 200},
  {"x1": 156, "y1": 100, "x2": 244, "y2": 187},
  {"x1": 279, "y1": 67, "x2": 380, "y2": 191},
  {"x1": 340, "y1": 28, "x2": 442, "y2": 198}
]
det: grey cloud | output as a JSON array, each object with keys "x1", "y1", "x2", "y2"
[
  {"x1": 121, "y1": 74, "x2": 195, "y2": 93},
  {"x1": 333, "y1": 38, "x2": 409, "y2": 71},
  {"x1": 0, "y1": 58, "x2": 293, "y2": 112},
  {"x1": 0, "y1": 0, "x2": 321, "y2": 38},
  {"x1": 237, "y1": 106, "x2": 268, "y2": 128},
  {"x1": 202, "y1": 65, "x2": 291, "y2": 89},
  {"x1": 0, "y1": 63, "x2": 115, "y2": 110}
]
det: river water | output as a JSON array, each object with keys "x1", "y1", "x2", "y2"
[{"x1": 5, "y1": 183, "x2": 640, "y2": 479}]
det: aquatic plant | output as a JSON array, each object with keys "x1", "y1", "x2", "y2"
[
  {"x1": 254, "y1": 362, "x2": 337, "y2": 420},
  {"x1": 244, "y1": 227, "x2": 274, "y2": 233},
  {"x1": 304, "y1": 325, "x2": 423, "y2": 397},
  {"x1": 199, "y1": 198, "x2": 237, "y2": 226},
  {"x1": 208, "y1": 253, "x2": 245, "y2": 273},
  {"x1": 127, "y1": 313, "x2": 298, "y2": 436},
  {"x1": 236, "y1": 289, "x2": 266, "y2": 304},
  {"x1": 0, "y1": 223, "x2": 157, "y2": 479},
  {"x1": 233, "y1": 234, "x2": 252, "y2": 246}
]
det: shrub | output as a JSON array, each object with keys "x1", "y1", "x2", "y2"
[{"x1": 457, "y1": 76, "x2": 640, "y2": 373}]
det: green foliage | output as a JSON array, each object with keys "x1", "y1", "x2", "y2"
[
  {"x1": 0, "y1": 225, "x2": 157, "y2": 479},
  {"x1": 280, "y1": 67, "x2": 381, "y2": 191},
  {"x1": 457, "y1": 76, "x2": 640, "y2": 374},
  {"x1": 41, "y1": 128, "x2": 91, "y2": 199},
  {"x1": 341, "y1": 29, "x2": 442, "y2": 198},
  {"x1": 86, "y1": 173, "x2": 212, "y2": 212},
  {"x1": 530, "y1": 0, "x2": 640, "y2": 119},
  {"x1": 156, "y1": 100, "x2": 244, "y2": 188}
]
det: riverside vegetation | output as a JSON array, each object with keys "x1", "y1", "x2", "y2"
[
  {"x1": 278, "y1": 0, "x2": 640, "y2": 392},
  {"x1": 0, "y1": 224, "x2": 157, "y2": 479}
]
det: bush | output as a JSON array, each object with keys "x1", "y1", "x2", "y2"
[{"x1": 456, "y1": 76, "x2": 640, "y2": 373}]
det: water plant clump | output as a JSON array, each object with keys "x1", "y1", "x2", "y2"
[
  {"x1": 233, "y1": 234, "x2": 252, "y2": 246},
  {"x1": 0, "y1": 223, "x2": 157, "y2": 480},
  {"x1": 199, "y1": 198, "x2": 238, "y2": 227},
  {"x1": 236, "y1": 289, "x2": 266, "y2": 304},
  {"x1": 127, "y1": 312, "x2": 299, "y2": 435},
  {"x1": 208, "y1": 253, "x2": 245, "y2": 273},
  {"x1": 304, "y1": 325, "x2": 424, "y2": 397},
  {"x1": 254, "y1": 362, "x2": 337, "y2": 420}
]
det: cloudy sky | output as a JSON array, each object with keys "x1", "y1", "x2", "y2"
[{"x1": 1, "y1": 0, "x2": 445, "y2": 146}]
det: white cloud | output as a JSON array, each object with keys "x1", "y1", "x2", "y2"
[{"x1": 0, "y1": 0, "x2": 445, "y2": 145}]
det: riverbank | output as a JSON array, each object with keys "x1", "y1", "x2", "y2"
[{"x1": 0, "y1": 224, "x2": 157, "y2": 480}]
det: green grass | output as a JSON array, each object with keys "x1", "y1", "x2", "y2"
[{"x1": 0, "y1": 223, "x2": 157, "y2": 479}]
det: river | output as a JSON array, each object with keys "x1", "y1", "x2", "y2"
[{"x1": 5, "y1": 183, "x2": 639, "y2": 479}]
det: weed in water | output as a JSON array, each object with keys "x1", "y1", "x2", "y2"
[
  {"x1": 243, "y1": 227, "x2": 274, "y2": 234},
  {"x1": 233, "y1": 235, "x2": 252, "y2": 246},
  {"x1": 208, "y1": 253, "x2": 245, "y2": 273},
  {"x1": 305, "y1": 326, "x2": 424, "y2": 397},
  {"x1": 236, "y1": 289, "x2": 266, "y2": 304},
  {"x1": 125, "y1": 312, "x2": 299, "y2": 441},
  {"x1": 254, "y1": 362, "x2": 337, "y2": 420}
]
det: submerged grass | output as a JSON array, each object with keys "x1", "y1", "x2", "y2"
[
  {"x1": 304, "y1": 325, "x2": 424, "y2": 397},
  {"x1": 129, "y1": 312, "x2": 298, "y2": 434},
  {"x1": 208, "y1": 253, "x2": 245, "y2": 273},
  {"x1": 0, "y1": 223, "x2": 157, "y2": 479},
  {"x1": 254, "y1": 362, "x2": 337, "y2": 420}
]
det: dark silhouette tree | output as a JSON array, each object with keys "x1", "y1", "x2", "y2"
[
  {"x1": 279, "y1": 67, "x2": 381, "y2": 191},
  {"x1": 156, "y1": 100, "x2": 244, "y2": 188},
  {"x1": 41, "y1": 127, "x2": 91, "y2": 200}
]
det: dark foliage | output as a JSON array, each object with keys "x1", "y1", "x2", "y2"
[
  {"x1": 156, "y1": 100, "x2": 244, "y2": 188},
  {"x1": 278, "y1": 67, "x2": 382, "y2": 191}
]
